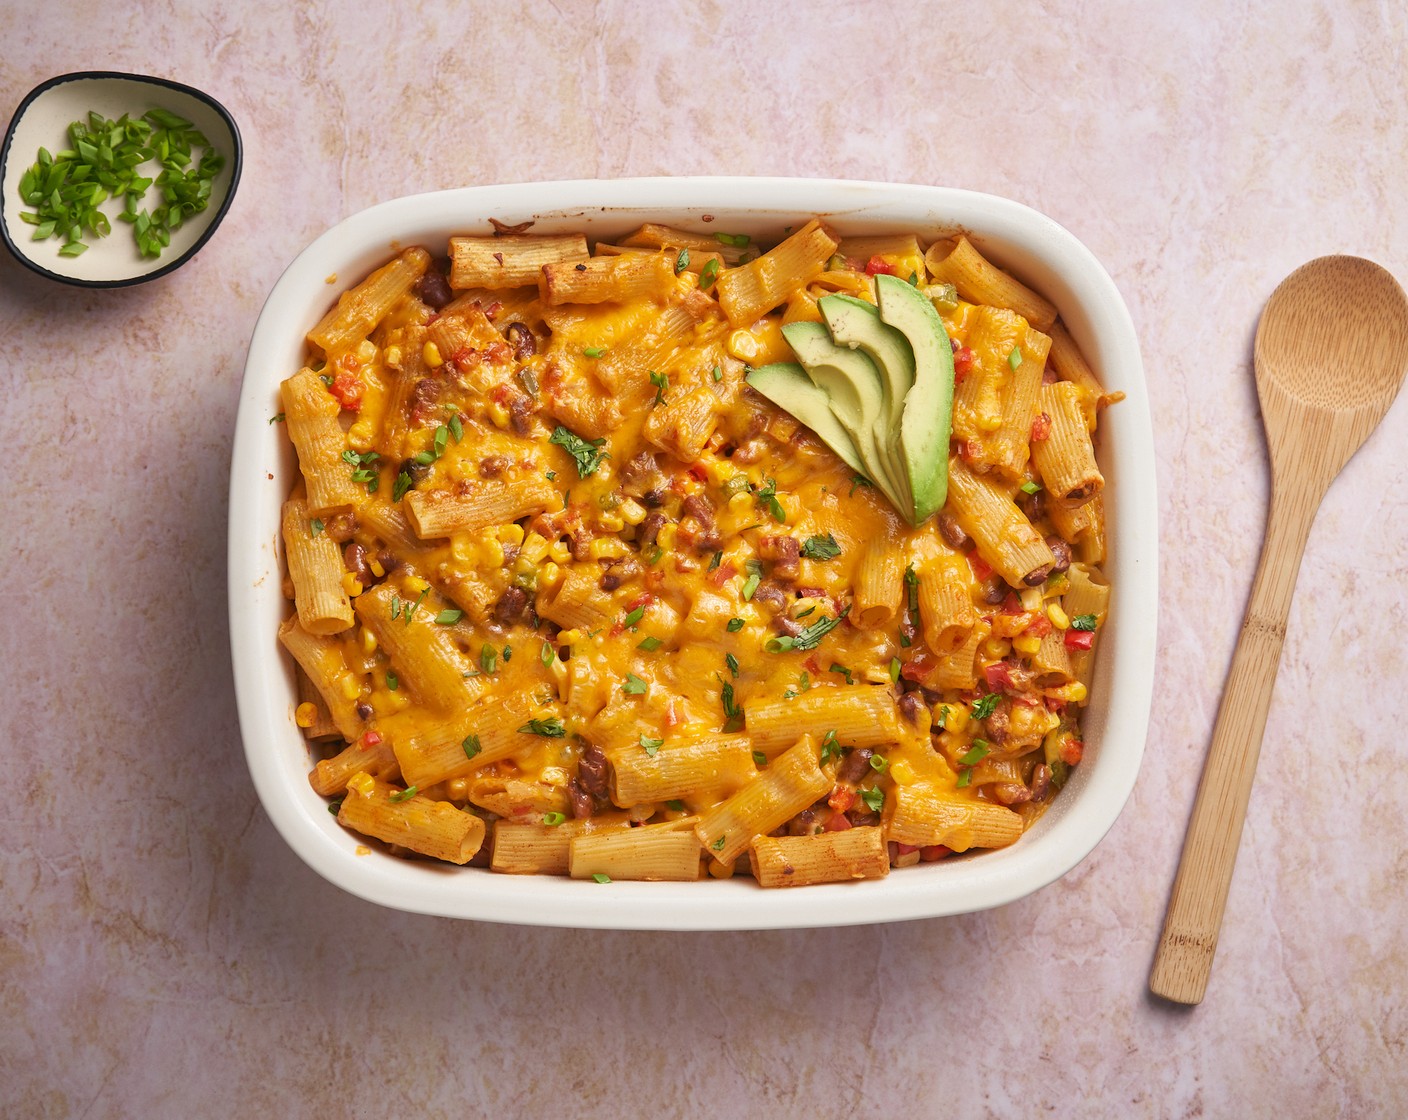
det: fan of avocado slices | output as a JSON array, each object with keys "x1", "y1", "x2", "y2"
[{"x1": 746, "y1": 273, "x2": 956, "y2": 526}]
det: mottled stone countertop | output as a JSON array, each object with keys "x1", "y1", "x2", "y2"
[{"x1": 3, "y1": 2, "x2": 1407, "y2": 1117}]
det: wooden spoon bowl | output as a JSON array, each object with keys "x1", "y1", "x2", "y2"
[{"x1": 1150, "y1": 256, "x2": 1408, "y2": 1005}]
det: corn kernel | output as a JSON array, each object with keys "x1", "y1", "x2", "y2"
[
  {"x1": 727, "y1": 329, "x2": 763, "y2": 362},
  {"x1": 482, "y1": 537, "x2": 505, "y2": 567},
  {"x1": 342, "y1": 572, "x2": 364, "y2": 597},
  {"x1": 981, "y1": 636, "x2": 1011, "y2": 660},
  {"x1": 338, "y1": 673, "x2": 362, "y2": 701},
  {"x1": 548, "y1": 540, "x2": 572, "y2": 565},
  {"x1": 295, "y1": 702, "x2": 318, "y2": 728},
  {"x1": 347, "y1": 419, "x2": 375, "y2": 452},
  {"x1": 423, "y1": 341, "x2": 444, "y2": 368},
  {"x1": 488, "y1": 401, "x2": 510, "y2": 428},
  {"x1": 1047, "y1": 602, "x2": 1070, "y2": 629},
  {"x1": 557, "y1": 629, "x2": 582, "y2": 646},
  {"x1": 590, "y1": 538, "x2": 629, "y2": 560},
  {"x1": 977, "y1": 411, "x2": 1003, "y2": 433},
  {"x1": 1013, "y1": 634, "x2": 1042, "y2": 656},
  {"x1": 359, "y1": 626, "x2": 378, "y2": 654},
  {"x1": 498, "y1": 523, "x2": 526, "y2": 546},
  {"x1": 619, "y1": 498, "x2": 647, "y2": 526},
  {"x1": 539, "y1": 561, "x2": 561, "y2": 587},
  {"x1": 404, "y1": 574, "x2": 430, "y2": 595},
  {"x1": 656, "y1": 523, "x2": 678, "y2": 550},
  {"x1": 943, "y1": 705, "x2": 970, "y2": 733},
  {"x1": 1019, "y1": 587, "x2": 1043, "y2": 612},
  {"x1": 347, "y1": 772, "x2": 375, "y2": 796},
  {"x1": 889, "y1": 759, "x2": 916, "y2": 786},
  {"x1": 727, "y1": 492, "x2": 752, "y2": 514},
  {"x1": 368, "y1": 557, "x2": 385, "y2": 578},
  {"x1": 384, "y1": 345, "x2": 403, "y2": 367},
  {"x1": 1048, "y1": 681, "x2": 1088, "y2": 703},
  {"x1": 354, "y1": 339, "x2": 377, "y2": 365}
]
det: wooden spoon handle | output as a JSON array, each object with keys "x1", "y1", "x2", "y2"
[{"x1": 1149, "y1": 484, "x2": 1322, "y2": 1004}]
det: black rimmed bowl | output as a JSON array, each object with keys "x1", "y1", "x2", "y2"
[{"x1": 0, "y1": 71, "x2": 241, "y2": 287}]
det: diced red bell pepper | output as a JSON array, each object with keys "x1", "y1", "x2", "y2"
[
  {"x1": 824, "y1": 810, "x2": 853, "y2": 831},
  {"x1": 900, "y1": 653, "x2": 936, "y2": 683},
  {"x1": 864, "y1": 255, "x2": 899, "y2": 277},
  {"x1": 329, "y1": 371, "x2": 364, "y2": 411},
  {"x1": 953, "y1": 347, "x2": 975, "y2": 382},
  {"x1": 828, "y1": 786, "x2": 856, "y2": 813},
  {"x1": 968, "y1": 552, "x2": 993, "y2": 581},
  {"x1": 1060, "y1": 739, "x2": 1084, "y2": 765},
  {"x1": 983, "y1": 662, "x2": 1014, "y2": 691},
  {"x1": 1031, "y1": 412, "x2": 1052, "y2": 441},
  {"x1": 1064, "y1": 629, "x2": 1095, "y2": 651}
]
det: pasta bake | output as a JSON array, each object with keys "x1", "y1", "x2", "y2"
[{"x1": 275, "y1": 217, "x2": 1118, "y2": 888}]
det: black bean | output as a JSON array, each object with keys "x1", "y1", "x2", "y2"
[
  {"x1": 343, "y1": 542, "x2": 373, "y2": 588},
  {"x1": 414, "y1": 267, "x2": 453, "y2": 309},
  {"x1": 505, "y1": 321, "x2": 536, "y2": 361},
  {"x1": 1045, "y1": 535, "x2": 1073, "y2": 574},
  {"x1": 937, "y1": 512, "x2": 972, "y2": 551}
]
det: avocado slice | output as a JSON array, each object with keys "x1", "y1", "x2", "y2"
[
  {"x1": 745, "y1": 362, "x2": 865, "y2": 476},
  {"x1": 875, "y1": 273, "x2": 956, "y2": 520},
  {"x1": 779, "y1": 320, "x2": 906, "y2": 502},
  {"x1": 818, "y1": 293, "x2": 916, "y2": 515}
]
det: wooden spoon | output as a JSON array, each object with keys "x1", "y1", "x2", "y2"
[{"x1": 1150, "y1": 256, "x2": 1408, "y2": 1005}]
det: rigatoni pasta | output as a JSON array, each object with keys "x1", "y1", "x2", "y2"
[{"x1": 274, "y1": 216, "x2": 1116, "y2": 887}]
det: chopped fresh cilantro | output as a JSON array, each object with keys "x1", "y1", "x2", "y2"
[
  {"x1": 800, "y1": 533, "x2": 841, "y2": 560},
  {"x1": 675, "y1": 248, "x2": 690, "y2": 274},
  {"x1": 726, "y1": 617, "x2": 745, "y2": 633},
  {"x1": 549, "y1": 425, "x2": 610, "y2": 478},
  {"x1": 765, "y1": 609, "x2": 845, "y2": 653},
  {"x1": 820, "y1": 729, "x2": 841, "y2": 765},
  {"x1": 518, "y1": 717, "x2": 566, "y2": 737},
  {"x1": 708, "y1": 550, "x2": 723, "y2": 571},
  {"x1": 648, "y1": 369, "x2": 669, "y2": 405},
  {"x1": 623, "y1": 673, "x2": 649, "y2": 695},
  {"x1": 392, "y1": 470, "x2": 414, "y2": 502},
  {"x1": 710, "y1": 835, "x2": 726, "y2": 852},
  {"x1": 754, "y1": 477, "x2": 786, "y2": 523},
  {"x1": 726, "y1": 652, "x2": 740, "y2": 678},
  {"x1": 640, "y1": 734, "x2": 663, "y2": 756},
  {"x1": 860, "y1": 787, "x2": 884, "y2": 813},
  {"x1": 1071, "y1": 613, "x2": 1099, "y2": 631},
  {"x1": 970, "y1": 692, "x2": 1001, "y2": 720},
  {"x1": 309, "y1": 518, "x2": 324, "y2": 537},
  {"x1": 829, "y1": 663, "x2": 853, "y2": 685}
]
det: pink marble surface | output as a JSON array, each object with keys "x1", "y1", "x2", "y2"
[{"x1": 3, "y1": 2, "x2": 1407, "y2": 1116}]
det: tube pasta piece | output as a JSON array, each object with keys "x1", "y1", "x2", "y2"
[
  {"x1": 928, "y1": 618, "x2": 990, "y2": 692},
  {"x1": 1061, "y1": 563, "x2": 1110, "y2": 696},
  {"x1": 1046, "y1": 320, "x2": 1107, "y2": 400},
  {"x1": 1032, "y1": 380, "x2": 1104, "y2": 507},
  {"x1": 853, "y1": 538, "x2": 904, "y2": 629},
  {"x1": 281, "y1": 368, "x2": 362, "y2": 514},
  {"x1": 541, "y1": 251, "x2": 676, "y2": 306},
  {"x1": 835, "y1": 234, "x2": 924, "y2": 276},
  {"x1": 643, "y1": 384, "x2": 718, "y2": 464},
  {"x1": 282, "y1": 497, "x2": 354, "y2": 634},
  {"x1": 449, "y1": 233, "x2": 589, "y2": 289},
  {"x1": 695, "y1": 736, "x2": 830, "y2": 865},
  {"x1": 1031, "y1": 629, "x2": 1075, "y2": 687},
  {"x1": 536, "y1": 569, "x2": 615, "y2": 633},
  {"x1": 595, "y1": 241, "x2": 727, "y2": 278},
  {"x1": 594, "y1": 302, "x2": 725, "y2": 398},
  {"x1": 716, "y1": 219, "x2": 840, "y2": 328},
  {"x1": 750, "y1": 826, "x2": 889, "y2": 888},
  {"x1": 569, "y1": 822, "x2": 702, "y2": 881},
  {"x1": 918, "y1": 555, "x2": 977, "y2": 655},
  {"x1": 619, "y1": 222, "x2": 753, "y2": 265},
  {"x1": 924, "y1": 235, "x2": 1056, "y2": 331},
  {"x1": 338, "y1": 772, "x2": 484, "y2": 864},
  {"x1": 425, "y1": 306, "x2": 506, "y2": 395},
  {"x1": 378, "y1": 323, "x2": 430, "y2": 457},
  {"x1": 491, "y1": 816, "x2": 631, "y2": 875},
  {"x1": 353, "y1": 582, "x2": 483, "y2": 712},
  {"x1": 403, "y1": 479, "x2": 556, "y2": 538},
  {"x1": 746, "y1": 685, "x2": 902, "y2": 758},
  {"x1": 945, "y1": 457, "x2": 1055, "y2": 588},
  {"x1": 295, "y1": 667, "x2": 341, "y2": 740},
  {"x1": 1047, "y1": 493, "x2": 1106, "y2": 566},
  {"x1": 356, "y1": 500, "x2": 425, "y2": 557},
  {"x1": 393, "y1": 690, "x2": 555, "y2": 789},
  {"x1": 886, "y1": 781, "x2": 1024, "y2": 852},
  {"x1": 278, "y1": 616, "x2": 365, "y2": 741},
  {"x1": 309, "y1": 734, "x2": 399, "y2": 796},
  {"x1": 950, "y1": 307, "x2": 1050, "y2": 480},
  {"x1": 308, "y1": 247, "x2": 431, "y2": 354},
  {"x1": 608, "y1": 733, "x2": 756, "y2": 808}
]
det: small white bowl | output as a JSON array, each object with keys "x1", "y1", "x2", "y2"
[
  {"x1": 0, "y1": 71, "x2": 240, "y2": 287},
  {"x1": 229, "y1": 178, "x2": 1158, "y2": 930}
]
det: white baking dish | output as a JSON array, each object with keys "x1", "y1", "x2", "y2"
[{"x1": 229, "y1": 178, "x2": 1156, "y2": 929}]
